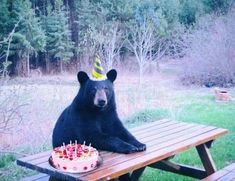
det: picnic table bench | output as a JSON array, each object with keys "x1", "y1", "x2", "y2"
[
  {"x1": 17, "y1": 119, "x2": 227, "y2": 181},
  {"x1": 202, "y1": 163, "x2": 235, "y2": 181}
]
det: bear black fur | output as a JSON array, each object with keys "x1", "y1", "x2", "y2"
[{"x1": 52, "y1": 69, "x2": 146, "y2": 154}]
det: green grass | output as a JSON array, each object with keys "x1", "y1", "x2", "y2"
[
  {"x1": 0, "y1": 154, "x2": 16, "y2": 168},
  {"x1": 0, "y1": 143, "x2": 52, "y2": 181},
  {"x1": 125, "y1": 108, "x2": 170, "y2": 128}
]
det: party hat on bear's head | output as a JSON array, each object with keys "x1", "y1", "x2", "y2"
[{"x1": 91, "y1": 56, "x2": 106, "y2": 80}]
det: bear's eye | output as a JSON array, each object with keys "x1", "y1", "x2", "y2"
[
  {"x1": 90, "y1": 88, "x2": 97, "y2": 94},
  {"x1": 104, "y1": 87, "x2": 109, "y2": 94}
]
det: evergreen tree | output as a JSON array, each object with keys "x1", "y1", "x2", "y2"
[
  {"x1": 9, "y1": 0, "x2": 46, "y2": 76},
  {"x1": 0, "y1": 0, "x2": 10, "y2": 38},
  {"x1": 43, "y1": 0, "x2": 74, "y2": 73}
]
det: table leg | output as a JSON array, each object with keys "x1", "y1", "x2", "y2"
[
  {"x1": 149, "y1": 160, "x2": 206, "y2": 179},
  {"x1": 196, "y1": 143, "x2": 217, "y2": 175},
  {"x1": 131, "y1": 167, "x2": 146, "y2": 181},
  {"x1": 49, "y1": 176, "x2": 65, "y2": 181},
  {"x1": 119, "y1": 173, "x2": 131, "y2": 181}
]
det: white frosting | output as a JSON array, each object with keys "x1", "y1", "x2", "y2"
[{"x1": 51, "y1": 144, "x2": 99, "y2": 173}]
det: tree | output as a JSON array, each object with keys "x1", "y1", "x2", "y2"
[
  {"x1": 0, "y1": 0, "x2": 16, "y2": 77},
  {"x1": 126, "y1": 0, "x2": 168, "y2": 83},
  {"x1": 0, "y1": 19, "x2": 21, "y2": 78},
  {"x1": 0, "y1": 0, "x2": 233, "y2": 76},
  {"x1": 0, "y1": 0, "x2": 10, "y2": 37},
  {"x1": 88, "y1": 20, "x2": 124, "y2": 70},
  {"x1": 9, "y1": 0, "x2": 46, "y2": 76},
  {"x1": 43, "y1": 0, "x2": 74, "y2": 73},
  {"x1": 203, "y1": 0, "x2": 233, "y2": 14},
  {"x1": 76, "y1": 0, "x2": 132, "y2": 71},
  {"x1": 179, "y1": 0, "x2": 204, "y2": 25}
]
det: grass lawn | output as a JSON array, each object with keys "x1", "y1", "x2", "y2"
[
  {"x1": 0, "y1": 75, "x2": 234, "y2": 180},
  {"x1": 138, "y1": 89, "x2": 235, "y2": 181}
]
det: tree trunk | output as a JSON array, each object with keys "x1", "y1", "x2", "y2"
[
  {"x1": 107, "y1": 56, "x2": 113, "y2": 71},
  {"x1": 26, "y1": 52, "x2": 30, "y2": 77},
  {"x1": 16, "y1": 56, "x2": 27, "y2": 77},
  {"x1": 45, "y1": 53, "x2": 50, "y2": 74},
  {"x1": 76, "y1": 54, "x2": 81, "y2": 71},
  {"x1": 150, "y1": 47, "x2": 152, "y2": 62},
  {"x1": 156, "y1": 60, "x2": 160, "y2": 72},
  {"x1": 60, "y1": 60, "x2": 63, "y2": 73},
  {"x1": 139, "y1": 64, "x2": 143, "y2": 85}
]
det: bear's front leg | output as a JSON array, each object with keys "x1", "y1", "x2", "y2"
[
  {"x1": 82, "y1": 133, "x2": 139, "y2": 154},
  {"x1": 113, "y1": 120, "x2": 146, "y2": 152}
]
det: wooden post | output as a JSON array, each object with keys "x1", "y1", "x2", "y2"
[
  {"x1": 149, "y1": 160, "x2": 207, "y2": 179},
  {"x1": 131, "y1": 167, "x2": 146, "y2": 181},
  {"x1": 196, "y1": 144, "x2": 217, "y2": 176}
]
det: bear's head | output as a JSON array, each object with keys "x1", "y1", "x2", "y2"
[{"x1": 77, "y1": 69, "x2": 117, "y2": 110}]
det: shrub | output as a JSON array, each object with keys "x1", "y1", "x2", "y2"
[
  {"x1": 181, "y1": 9, "x2": 235, "y2": 87},
  {"x1": 203, "y1": 0, "x2": 233, "y2": 14}
]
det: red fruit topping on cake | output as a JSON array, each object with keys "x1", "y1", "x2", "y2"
[
  {"x1": 83, "y1": 149, "x2": 89, "y2": 153},
  {"x1": 51, "y1": 142, "x2": 99, "y2": 173}
]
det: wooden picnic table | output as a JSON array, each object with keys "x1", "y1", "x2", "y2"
[{"x1": 17, "y1": 119, "x2": 227, "y2": 181}]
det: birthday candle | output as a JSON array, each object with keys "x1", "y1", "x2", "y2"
[
  {"x1": 88, "y1": 143, "x2": 91, "y2": 154},
  {"x1": 83, "y1": 141, "x2": 86, "y2": 149},
  {"x1": 75, "y1": 140, "x2": 77, "y2": 158}
]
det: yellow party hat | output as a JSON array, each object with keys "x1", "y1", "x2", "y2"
[{"x1": 91, "y1": 56, "x2": 106, "y2": 80}]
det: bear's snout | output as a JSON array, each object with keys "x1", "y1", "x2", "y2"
[{"x1": 94, "y1": 89, "x2": 107, "y2": 108}]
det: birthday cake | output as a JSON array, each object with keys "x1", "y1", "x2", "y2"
[{"x1": 51, "y1": 142, "x2": 99, "y2": 173}]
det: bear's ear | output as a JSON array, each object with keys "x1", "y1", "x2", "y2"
[
  {"x1": 106, "y1": 69, "x2": 117, "y2": 83},
  {"x1": 77, "y1": 71, "x2": 89, "y2": 84}
]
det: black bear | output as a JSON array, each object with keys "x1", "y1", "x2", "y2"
[{"x1": 52, "y1": 69, "x2": 146, "y2": 154}]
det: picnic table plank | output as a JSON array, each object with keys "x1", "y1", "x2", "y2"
[
  {"x1": 216, "y1": 171, "x2": 235, "y2": 181},
  {"x1": 89, "y1": 124, "x2": 205, "y2": 168},
  {"x1": 79, "y1": 127, "x2": 227, "y2": 180},
  {"x1": 201, "y1": 170, "x2": 230, "y2": 181},
  {"x1": 129, "y1": 119, "x2": 171, "y2": 132},
  {"x1": 17, "y1": 120, "x2": 228, "y2": 181},
  {"x1": 223, "y1": 163, "x2": 235, "y2": 172},
  {"x1": 202, "y1": 163, "x2": 235, "y2": 181},
  {"x1": 20, "y1": 173, "x2": 49, "y2": 181}
]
